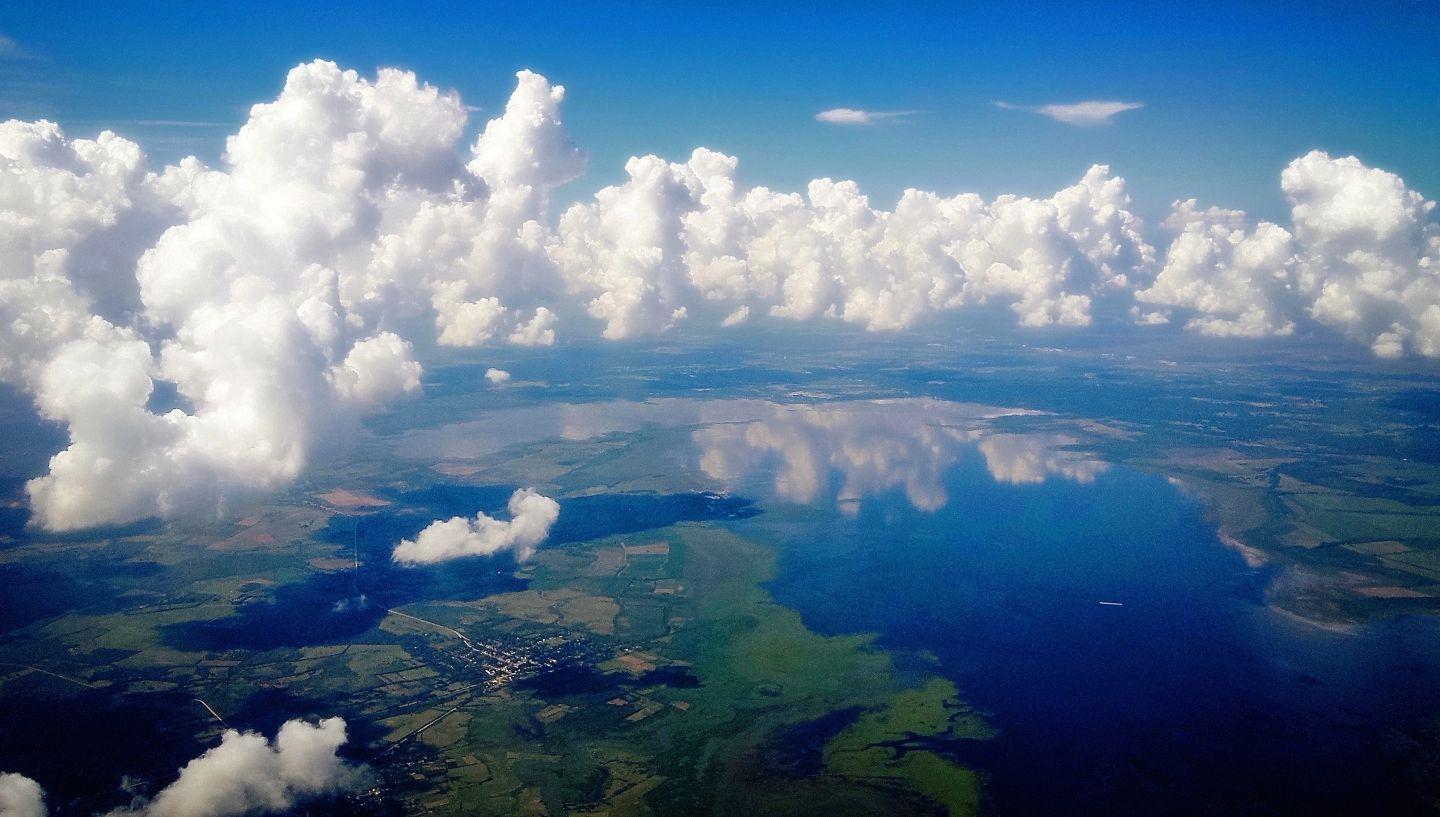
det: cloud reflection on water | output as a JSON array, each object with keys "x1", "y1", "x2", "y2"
[
  {"x1": 395, "y1": 396, "x2": 1109, "y2": 513},
  {"x1": 691, "y1": 400, "x2": 1108, "y2": 513}
]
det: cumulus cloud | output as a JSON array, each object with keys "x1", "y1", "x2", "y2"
[
  {"x1": 109, "y1": 718, "x2": 363, "y2": 817},
  {"x1": 995, "y1": 100, "x2": 1143, "y2": 126},
  {"x1": 552, "y1": 148, "x2": 1153, "y2": 336},
  {"x1": 1134, "y1": 201, "x2": 1300, "y2": 338},
  {"x1": 484, "y1": 367, "x2": 511, "y2": 384},
  {"x1": 1136, "y1": 151, "x2": 1439, "y2": 356},
  {"x1": 814, "y1": 108, "x2": 912, "y2": 126},
  {"x1": 8, "y1": 60, "x2": 460, "y2": 530},
  {"x1": 392, "y1": 487, "x2": 559, "y2": 564},
  {"x1": 1, "y1": 62, "x2": 587, "y2": 531},
  {"x1": 1285, "y1": 151, "x2": 1440, "y2": 357},
  {"x1": 0, "y1": 773, "x2": 46, "y2": 817},
  {"x1": 3, "y1": 62, "x2": 1438, "y2": 533},
  {"x1": 1, "y1": 720, "x2": 358, "y2": 817},
  {"x1": 507, "y1": 306, "x2": 557, "y2": 346}
]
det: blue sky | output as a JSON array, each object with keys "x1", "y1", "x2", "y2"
[{"x1": 1, "y1": 1, "x2": 1436, "y2": 222}]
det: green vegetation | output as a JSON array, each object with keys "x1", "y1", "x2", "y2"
[
  {"x1": 1134, "y1": 446, "x2": 1440, "y2": 624},
  {"x1": 825, "y1": 679, "x2": 992, "y2": 816},
  {"x1": 16, "y1": 356, "x2": 1440, "y2": 815},
  {"x1": 400, "y1": 523, "x2": 988, "y2": 816},
  {"x1": 640, "y1": 525, "x2": 986, "y2": 816}
]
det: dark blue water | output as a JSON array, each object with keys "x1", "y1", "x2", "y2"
[{"x1": 754, "y1": 458, "x2": 1440, "y2": 816}]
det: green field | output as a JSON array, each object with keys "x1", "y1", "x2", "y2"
[{"x1": 398, "y1": 523, "x2": 989, "y2": 816}]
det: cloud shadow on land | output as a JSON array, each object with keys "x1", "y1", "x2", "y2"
[
  {"x1": 0, "y1": 689, "x2": 207, "y2": 815},
  {"x1": 162, "y1": 488, "x2": 757, "y2": 652}
]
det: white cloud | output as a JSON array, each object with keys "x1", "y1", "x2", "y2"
[
  {"x1": 3, "y1": 722, "x2": 358, "y2": 817},
  {"x1": 109, "y1": 718, "x2": 363, "y2": 817},
  {"x1": 1134, "y1": 151, "x2": 1439, "y2": 355},
  {"x1": 0, "y1": 773, "x2": 46, "y2": 817},
  {"x1": 553, "y1": 149, "x2": 1153, "y2": 336},
  {"x1": 10, "y1": 65, "x2": 446, "y2": 530},
  {"x1": 468, "y1": 70, "x2": 586, "y2": 200},
  {"x1": 995, "y1": 100, "x2": 1143, "y2": 126},
  {"x1": 392, "y1": 488, "x2": 559, "y2": 564},
  {"x1": 507, "y1": 306, "x2": 557, "y2": 346},
  {"x1": 814, "y1": 108, "x2": 913, "y2": 126},
  {"x1": 2, "y1": 62, "x2": 586, "y2": 531},
  {"x1": 1135, "y1": 201, "x2": 1299, "y2": 338},
  {"x1": 1284, "y1": 151, "x2": 1440, "y2": 357},
  {"x1": 3, "y1": 62, "x2": 1439, "y2": 533},
  {"x1": 332, "y1": 333, "x2": 423, "y2": 404},
  {"x1": 721, "y1": 305, "x2": 750, "y2": 327},
  {"x1": 484, "y1": 367, "x2": 511, "y2": 384}
]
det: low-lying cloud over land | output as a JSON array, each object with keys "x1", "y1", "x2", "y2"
[
  {"x1": 1, "y1": 718, "x2": 361, "y2": 817},
  {"x1": 107, "y1": 718, "x2": 363, "y2": 817},
  {"x1": 2, "y1": 60, "x2": 1437, "y2": 531},
  {"x1": 0, "y1": 773, "x2": 46, "y2": 817},
  {"x1": 392, "y1": 488, "x2": 560, "y2": 564}
]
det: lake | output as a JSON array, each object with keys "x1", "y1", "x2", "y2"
[
  {"x1": 408, "y1": 393, "x2": 1440, "y2": 813},
  {"x1": 700, "y1": 400, "x2": 1440, "y2": 816}
]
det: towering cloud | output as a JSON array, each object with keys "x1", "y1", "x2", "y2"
[
  {"x1": 1, "y1": 62, "x2": 1435, "y2": 532},
  {"x1": 0, "y1": 119, "x2": 162, "y2": 386},
  {"x1": 392, "y1": 488, "x2": 560, "y2": 564},
  {"x1": 551, "y1": 150, "x2": 1154, "y2": 336},
  {"x1": 1136, "y1": 151, "x2": 1439, "y2": 356},
  {"x1": 1133, "y1": 201, "x2": 1300, "y2": 338},
  {"x1": 0, "y1": 773, "x2": 46, "y2": 817},
  {"x1": 1284, "y1": 151, "x2": 1440, "y2": 357},
  {"x1": 1, "y1": 62, "x2": 582, "y2": 531}
]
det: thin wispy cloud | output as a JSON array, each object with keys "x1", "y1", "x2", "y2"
[
  {"x1": 118, "y1": 119, "x2": 229, "y2": 128},
  {"x1": 994, "y1": 100, "x2": 1143, "y2": 126},
  {"x1": 0, "y1": 34, "x2": 53, "y2": 118},
  {"x1": 815, "y1": 107, "x2": 915, "y2": 126},
  {"x1": 0, "y1": 34, "x2": 31, "y2": 60}
]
